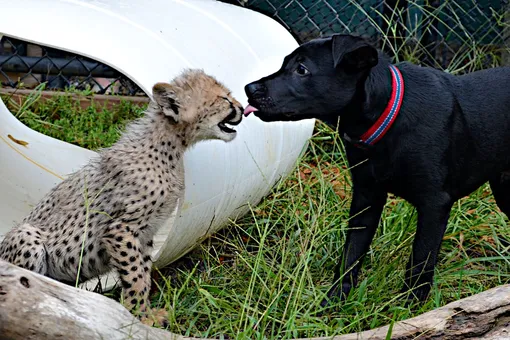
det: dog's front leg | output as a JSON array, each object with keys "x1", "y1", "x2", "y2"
[
  {"x1": 402, "y1": 195, "x2": 452, "y2": 303},
  {"x1": 321, "y1": 185, "x2": 387, "y2": 307}
]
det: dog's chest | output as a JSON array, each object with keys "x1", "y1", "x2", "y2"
[{"x1": 347, "y1": 146, "x2": 427, "y2": 202}]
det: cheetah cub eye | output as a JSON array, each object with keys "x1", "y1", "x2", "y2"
[{"x1": 152, "y1": 69, "x2": 244, "y2": 144}]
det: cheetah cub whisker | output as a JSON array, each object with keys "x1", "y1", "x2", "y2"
[{"x1": 0, "y1": 69, "x2": 244, "y2": 325}]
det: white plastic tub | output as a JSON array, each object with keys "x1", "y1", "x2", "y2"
[{"x1": 0, "y1": 0, "x2": 314, "y2": 288}]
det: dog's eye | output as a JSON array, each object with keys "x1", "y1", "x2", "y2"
[{"x1": 295, "y1": 63, "x2": 309, "y2": 76}]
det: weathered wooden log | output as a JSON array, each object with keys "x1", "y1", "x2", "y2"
[
  {"x1": 301, "y1": 284, "x2": 510, "y2": 340},
  {"x1": 0, "y1": 259, "x2": 186, "y2": 340},
  {"x1": 0, "y1": 258, "x2": 509, "y2": 339}
]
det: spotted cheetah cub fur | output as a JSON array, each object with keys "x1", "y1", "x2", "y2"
[{"x1": 0, "y1": 69, "x2": 244, "y2": 322}]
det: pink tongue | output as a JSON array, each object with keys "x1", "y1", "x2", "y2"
[{"x1": 243, "y1": 105, "x2": 259, "y2": 117}]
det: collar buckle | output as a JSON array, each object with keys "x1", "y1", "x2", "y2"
[{"x1": 343, "y1": 133, "x2": 373, "y2": 151}]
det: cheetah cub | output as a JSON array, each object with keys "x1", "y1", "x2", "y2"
[{"x1": 0, "y1": 69, "x2": 243, "y2": 324}]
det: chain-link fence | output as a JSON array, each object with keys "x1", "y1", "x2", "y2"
[
  {"x1": 1, "y1": 0, "x2": 509, "y2": 94},
  {"x1": 221, "y1": 0, "x2": 510, "y2": 70},
  {"x1": 0, "y1": 36, "x2": 144, "y2": 96}
]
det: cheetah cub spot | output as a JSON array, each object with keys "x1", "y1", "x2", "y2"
[{"x1": 0, "y1": 68, "x2": 244, "y2": 325}]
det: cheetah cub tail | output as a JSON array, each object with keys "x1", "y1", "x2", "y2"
[{"x1": 151, "y1": 69, "x2": 244, "y2": 145}]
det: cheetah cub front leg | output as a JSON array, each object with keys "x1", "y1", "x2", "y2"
[
  {"x1": 103, "y1": 227, "x2": 155, "y2": 322},
  {"x1": 0, "y1": 69, "x2": 244, "y2": 326}
]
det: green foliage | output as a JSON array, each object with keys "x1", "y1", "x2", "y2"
[
  {"x1": 1, "y1": 86, "x2": 145, "y2": 150},
  {"x1": 152, "y1": 122, "x2": 509, "y2": 338}
]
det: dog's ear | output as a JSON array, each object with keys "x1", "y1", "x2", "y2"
[
  {"x1": 331, "y1": 34, "x2": 378, "y2": 71},
  {"x1": 152, "y1": 82, "x2": 180, "y2": 123}
]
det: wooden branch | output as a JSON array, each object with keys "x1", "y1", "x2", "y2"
[
  {"x1": 1, "y1": 258, "x2": 509, "y2": 339},
  {"x1": 0, "y1": 259, "x2": 187, "y2": 340},
  {"x1": 298, "y1": 284, "x2": 510, "y2": 340}
]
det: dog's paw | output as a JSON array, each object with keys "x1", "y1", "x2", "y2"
[
  {"x1": 400, "y1": 284, "x2": 431, "y2": 307},
  {"x1": 320, "y1": 282, "x2": 351, "y2": 308},
  {"x1": 140, "y1": 308, "x2": 170, "y2": 328}
]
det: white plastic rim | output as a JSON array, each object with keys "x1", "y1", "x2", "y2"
[{"x1": 0, "y1": 0, "x2": 315, "y2": 289}]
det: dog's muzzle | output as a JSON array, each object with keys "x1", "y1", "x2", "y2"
[
  {"x1": 245, "y1": 82, "x2": 267, "y2": 100},
  {"x1": 244, "y1": 82, "x2": 270, "y2": 116}
]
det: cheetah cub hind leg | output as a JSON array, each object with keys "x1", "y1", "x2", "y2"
[{"x1": 0, "y1": 223, "x2": 48, "y2": 274}]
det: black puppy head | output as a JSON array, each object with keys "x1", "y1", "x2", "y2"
[{"x1": 244, "y1": 34, "x2": 378, "y2": 122}]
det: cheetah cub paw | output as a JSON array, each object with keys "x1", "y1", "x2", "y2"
[{"x1": 140, "y1": 308, "x2": 170, "y2": 328}]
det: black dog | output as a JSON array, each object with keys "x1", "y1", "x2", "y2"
[{"x1": 244, "y1": 34, "x2": 510, "y2": 306}]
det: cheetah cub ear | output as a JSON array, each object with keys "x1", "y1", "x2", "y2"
[{"x1": 152, "y1": 82, "x2": 180, "y2": 124}]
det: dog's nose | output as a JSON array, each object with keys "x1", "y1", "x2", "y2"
[{"x1": 244, "y1": 82, "x2": 267, "y2": 99}]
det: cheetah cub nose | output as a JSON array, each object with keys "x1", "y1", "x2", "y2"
[{"x1": 0, "y1": 68, "x2": 244, "y2": 327}]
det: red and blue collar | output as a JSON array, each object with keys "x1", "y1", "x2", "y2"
[{"x1": 345, "y1": 64, "x2": 404, "y2": 149}]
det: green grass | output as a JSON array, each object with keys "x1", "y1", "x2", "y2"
[
  {"x1": 150, "y1": 123, "x2": 509, "y2": 338},
  {"x1": 3, "y1": 89, "x2": 509, "y2": 338},
  {"x1": 1, "y1": 84, "x2": 146, "y2": 150},
  {"x1": 2, "y1": 1, "x2": 510, "y2": 338}
]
